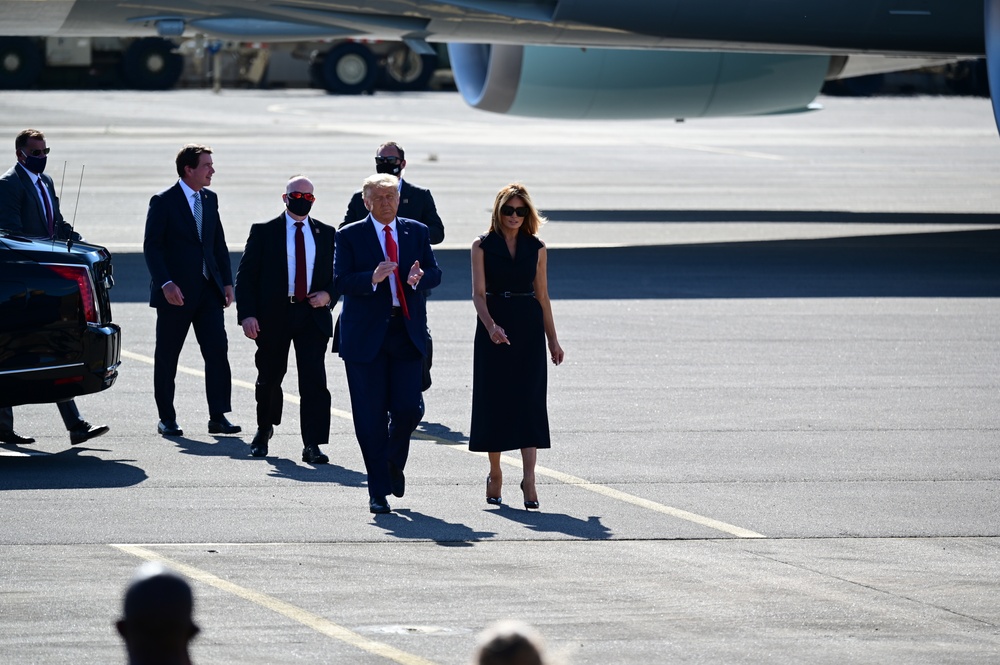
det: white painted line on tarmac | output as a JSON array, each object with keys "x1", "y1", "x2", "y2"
[
  {"x1": 123, "y1": 349, "x2": 765, "y2": 538},
  {"x1": 111, "y1": 544, "x2": 439, "y2": 665}
]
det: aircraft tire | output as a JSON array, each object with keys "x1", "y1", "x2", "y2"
[
  {"x1": 121, "y1": 37, "x2": 183, "y2": 90},
  {"x1": 0, "y1": 37, "x2": 43, "y2": 89},
  {"x1": 378, "y1": 46, "x2": 436, "y2": 91},
  {"x1": 320, "y1": 43, "x2": 377, "y2": 95}
]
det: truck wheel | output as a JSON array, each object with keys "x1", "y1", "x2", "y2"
[
  {"x1": 0, "y1": 37, "x2": 43, "y2": 89},
  {"x1": 379, "y1": 46, "x2": 437, "y2": 91},
  {"x1": 320, "y1": 43, "x2": 377, "y2": 94},
  {"x1": 121, "y1": 38, "x2": 182, "y2": 90}
]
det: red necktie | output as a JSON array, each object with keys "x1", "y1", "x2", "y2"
[
  {"x1": 294, "y1": 221, "x2": 307, "y2": 302},
  {"x1": 383, "y1": 225, "x2": 409, "y2": 319},
  {"x1": 36, "y1": 179, "x2": 54, "y2": 238}
]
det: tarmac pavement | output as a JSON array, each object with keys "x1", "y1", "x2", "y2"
[{"x1": 1, "y1": 89, "x2": 999, "y2": 664}]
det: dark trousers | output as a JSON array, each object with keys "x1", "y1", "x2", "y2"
[
  {"x1": 344, "y1": 317, "x2": 423, "y2": 499},
  {"x1": 0, "y1": 402, "x2": 83, "y2": 431},
  {"x1": 153, "y1": 280, "x2": 232, "y2": 422},
  {"x1": 254, "y1": 302, "x2": 331, "y2": 446}
]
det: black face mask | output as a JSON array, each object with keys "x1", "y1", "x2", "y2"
[
  {"x1": 375, "y1": 162, "x2": 402, "y2": 177},
  {"x1": 286, "y1": 197, "x2": 313, "y2": 216},
  {"x1": 20, "y1": 151, "x2": 47, "y2": 175}
]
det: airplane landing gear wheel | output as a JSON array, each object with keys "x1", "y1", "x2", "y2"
[
  {"x1": 0, "y1": 37, "x2": 43, "y2": 89},
  {"x1": 121, "y1": 37, "x2": 183, "y2": 90},
  {"x1": 319, "y1": 42, "x2": 377, "y2": 95}
]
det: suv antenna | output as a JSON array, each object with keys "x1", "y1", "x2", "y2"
[
  {"x1": 66, "y1": 165, "x2": 84, "y2": 251},
  {"x1": 59, "y1": 161, "x2": 67, "y2": 198}
]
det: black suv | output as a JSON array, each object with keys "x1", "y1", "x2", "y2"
[{"x1": 0, "y1": 232, "x2": 121, "y2": 406}]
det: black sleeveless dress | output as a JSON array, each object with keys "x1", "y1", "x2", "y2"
[{"x1": 469, "y1": 231, "x2": 550, "y2": 452}]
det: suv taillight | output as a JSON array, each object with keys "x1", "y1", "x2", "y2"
[{"x1": 46, "y1": 264, "x2": 99, "y2": 324}]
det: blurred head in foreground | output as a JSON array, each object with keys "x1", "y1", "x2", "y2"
[
  {"x1": 116, "y1": 562, "x2": 199, "y2": 665},
  {"x1": 473, "y1": 620, "x2": 551, "y2": 665}
]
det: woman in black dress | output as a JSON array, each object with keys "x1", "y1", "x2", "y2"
[{"x1": 470, "y1": 183, "x2": 564, "y2": 509}]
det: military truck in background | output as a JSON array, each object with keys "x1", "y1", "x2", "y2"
[{"x1": 0, "y1": 35, "x2": 445, "y2": 93}]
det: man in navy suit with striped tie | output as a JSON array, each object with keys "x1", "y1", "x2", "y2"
[
  {"x1": 143, "y1": 144, "x2": 239, "y2": 438},
  {"x1": 335, "y1": 173, "x2": 441, "y2": 514}
]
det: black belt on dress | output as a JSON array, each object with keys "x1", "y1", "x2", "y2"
[
  {"x1": 486, "y1": 291, "x2": 535, "y2": 298},
  {"x1": 288, "y1": 296, "x2": 307, "y2": 304}
]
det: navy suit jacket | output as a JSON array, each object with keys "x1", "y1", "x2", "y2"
[
  {"x1": 334, "y1": 215, "x2": 442, "y2": 363},
  {"x1": 343, "y1": 180, "x2": 445, "y2": 245},
  {"x1": 0, "y1": 163, "x2": 75, "y2": 239},
  {"x1": 235, "y1": 214, "x2": 337, "y2": 338},
  {"x1": 143, "y1": 182, "x2": 232, "y2": 308}
]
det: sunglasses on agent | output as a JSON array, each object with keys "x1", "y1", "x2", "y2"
[
  {"x1": 22, "y1": 148, "x2": 50, "y2": 157},
  {"x1": 287, "y1": 191, "x2": 316, "y2": 202},
  {"x1": 375, "y1": 156, "x2": 402, "y2": 165}
]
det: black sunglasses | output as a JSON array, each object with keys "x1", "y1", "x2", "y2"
[
  {"x1": 287, "y1": 191, "x2": 316, "y2": 202},
  {"x1": 375, "y1": 156, "x2": 402, "y2": 165},
  {"x1": 23, "y1": 147, "x2": 50, "y2": 157},
  {"x1": 501, "y1": 205, "x2": 528, "y2": 217}
]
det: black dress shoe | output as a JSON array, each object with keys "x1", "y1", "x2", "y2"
[
  {"x1": 302, "y1": 444, "x2": 329, "y2": 465},
  {"x1": 389, "y1": 464, "x2": 405, "y2": 498},
  {"x1": 369, "y1": 497, "x2": 391, "y2": 514},
  {"x1": 157, "y1": 420, "x2": 183, "y2": 437},
  {"x1": 69, "y1": 422, "x2": 109, "y2": 445},
  {"x1": 250, "y1": 427, "x2": 273, "y2": 457},
  {"x1": 208, "y1": 415, "x2": 241, "y2": 435},
  {"x1": 0, "y1": 429, "x2": 35, "y2": 444}
]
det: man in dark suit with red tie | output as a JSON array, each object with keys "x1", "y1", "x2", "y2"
[
  {"x1": 143, "y1": 144, "x2": 239, "y2": 438},
  {"x1": 235, "y1": 175, "x2": 335, "y2": 464},
  {"x1": 0, "y1": 128, "x2": 108, "y2": 446},
  {"x1": 335, "y1": 173, "x2": 442, "y2": 514},
  {"x1": 343, "y1": 141, "x2": 444, "y2": 394}
]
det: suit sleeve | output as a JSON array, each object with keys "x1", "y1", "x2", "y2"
[
  {"x1": 342, "y1": 191, "x2": 367, "y2": 228},
  {"x1": 334, "y1": 227, "x2": 380, "y2": 297},
  {"x1": 318, "y1": 226, "x2": 337, "y2": 301},
  {"x1": 420, "y1": 189, "x2": 445, "y2": 245},
  {"x1": 235, "y1": 225, "x2": 263, "y2": 323},
  {"x1": 209, "y1": 195, "x2": 233, "y2": 286},
  {"x1": 412, "y1": 224, "x2": 442, "y2": 292},
  {"x1": 0, "y1": 174, "x2": 26, "y2": 233},
  {"x1": 143, "y1": 193, "x2": 172, "y2": 288}
]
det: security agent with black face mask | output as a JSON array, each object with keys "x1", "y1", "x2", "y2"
[
  {"x1": 0, "y1": 128, "x2": 108, "y2": 447},
  {"x1": 236, "y1": 175, "x2": 337, "y2": 465},
  {"x1": 342, "y1": 141, "x2": 444, "y2": 393},
  {"x1": 343, "y1": 142, "x2": 444, "y2": 244},
  {"x1": 0, "y1": 128, "x2": 81, "y2": 240}
]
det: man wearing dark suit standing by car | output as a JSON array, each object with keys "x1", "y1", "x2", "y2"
[
  {"x1": 143, "y1": 144, "x2": 239, "y2": 438},
  {"x1": 0, "y1": 128, "x2": 108, "y2": 446},
  {"x1": 335, "y1": 173, "x2": 441, "y2": 514},
  {"x1": 235, "y1": 175, "x2": 335, "y2": 464},
  {"x1": 343, "y1": 141, "x2": 444, "y2": 394}
]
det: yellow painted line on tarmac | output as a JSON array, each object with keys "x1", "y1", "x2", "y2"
[
  {"x1": 111, "y1": 544, "x2": 439, "y2": 665},
  {"x1": 123, "y1": 349, "x2": 764, "y2": 538}
]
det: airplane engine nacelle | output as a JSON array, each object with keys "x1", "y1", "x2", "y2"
[{"x1": 448, "y1": 44, "x2": 831, "y2": 119}]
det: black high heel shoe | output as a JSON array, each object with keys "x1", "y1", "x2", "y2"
[
  {"x1": 520, "y1": 480, "x2": 539, "y2": 510},
  {"x1": 486, "y1": 476, "x2": 503, "y2": 506}
]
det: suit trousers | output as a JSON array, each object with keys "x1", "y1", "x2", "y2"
[
  {"x1": 253, "y1": 302, "x2": 331, "y2": 446},
  {"x1": 153, "y1": 278, "x2": 232, "y2": 421},
  {"x1": 344, "y1": 316, "x2": 423, "y2": 499},
  {"x1": 0, "y1": 402, "x2": 83, "y2": 431}
]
